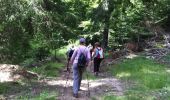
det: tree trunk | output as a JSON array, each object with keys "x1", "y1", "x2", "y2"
[
  {"x1": 55, "y1": 49, "x2": 57, "y2": 60},
  {"x1": 102, "y1": 13, "x2": 110, "y2": 49}
]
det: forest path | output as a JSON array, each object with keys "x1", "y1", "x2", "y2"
[
  {"x1": 53, "y1": 59, "x2": 124, "y2": 100},
  {"x1": 1, "y1": 59, "x2": 124, "y2": 100}
]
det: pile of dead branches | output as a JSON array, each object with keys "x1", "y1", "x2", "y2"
[{"x1": 145, "y1": 48, "x2": 170, "y2": 60}]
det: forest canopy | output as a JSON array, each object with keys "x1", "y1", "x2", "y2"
[{"x1": 0, "y1": 0, "x2": 170, "y2": 64}]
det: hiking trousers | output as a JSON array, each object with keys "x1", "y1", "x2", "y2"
[
  {"x1": 94, "y1": 58, "x2": 102, "y2": 72},
  {"x1": 72, "y1": 63, "x2": 85, "y2": 94}
]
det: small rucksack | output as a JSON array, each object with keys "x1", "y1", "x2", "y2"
[
  {"x1": 69, "y1": 49, "x2": 74, "y2": 58},
  {"x1": 96, "y1": 48, "x2": 103, "y2": 58},
  {"x1": 77, "y1": 48, "x2": 87, "y2": 67}
]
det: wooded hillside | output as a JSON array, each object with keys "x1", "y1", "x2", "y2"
[{"x1": 1, "y1": 0, "x2": 170, "y2": 64}]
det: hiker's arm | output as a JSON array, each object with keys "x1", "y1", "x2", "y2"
[
  {"x1": 92, "y1": 48, "x2": 96, "y2": 60},
  {"x1": 86, "y1": 49, "x2": 91, "y2": 66}
]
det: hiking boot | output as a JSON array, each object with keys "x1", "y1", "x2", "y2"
[
  {"x1": 78, "y1": 89, "x2": 82, "y2": 91},
  {"x1": 73, "y1": 93, "x2": 78, "y2": 98}
]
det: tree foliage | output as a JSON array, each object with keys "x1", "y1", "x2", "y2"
[{"x1": 0, "y1": 0, "x2": 170, "y2": 63}]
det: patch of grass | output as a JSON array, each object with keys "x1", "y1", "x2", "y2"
[
  {"x1": 18, "y1": 90, "x2": 57, "y2": 100},
  {"x1": 83, "y1": 71, "x2": 97, "y2": 80},
  {"x1": 0, "y1": 83, "x2": 10, "y2": 94},
  {"x1": 162, "y1": 53, "x2": 170, "y2": 62},
  {"x1": 0, "y1": 82, "x2": 21, "y2": 94},
  {"x1": 102, "y1": 95, "x2": 126, "y2": 100},
  {"x1": 110, "y1": 57, "x2": 168, "y2": 89},
  {"x1": 91, "y1": 96, "x2": 98, "y2": 100},
  {"x1": 29, "y1": 61, "x2": 64, "y2": 77},
  {"x1": 104, "y1": 56, "x2": 170, "y2": 99},
  {"x1": 101, "y1": 92, "x2": 157, "y2": 100}
]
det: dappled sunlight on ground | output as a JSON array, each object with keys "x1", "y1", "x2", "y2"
[
  {"x1": 0, "y1": 64, "x2": 20, "y2": 82},
  {"x1": 116, "y1": 72, "x2": 131, "y2": 78},
  {"x1": 46, "y1": 79, "x2": 73, "y2": 87},
  {"x1": 45, "y1": 77, "x2": 123, "y2": 94},
  {"x1": 142, "y1": 68, "x2": 157, "y2": 74},
  {"x1": 0, "y1": 72, "x2": 13, "y2": 82},
  {"x1": 125, "y1": 53, "x2": 138, "y2": 59},
  {"x1": 166, "y1": 69, "x2": 170, "y2": 73}
]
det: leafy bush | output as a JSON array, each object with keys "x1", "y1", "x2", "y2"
[
  {"x1": 34, "y1": 47, "x2": 50, "y2": 61},
  {"x1": 29, "y1": 61, "x2": 64, "y2": 77}
]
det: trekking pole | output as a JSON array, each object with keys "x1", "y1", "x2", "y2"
[
  {"x1": 63, "y1": 61, "x2": 71, "y2": 99},
  {"x1": 66, "y1": 59, "x2": 70, "y2": 72},
  {"x1": 86, "y1": 70, "x2": 90, "y2": 97},
  {"x1": 86, "y1": 62, "x2": 92, "y2": 97}
]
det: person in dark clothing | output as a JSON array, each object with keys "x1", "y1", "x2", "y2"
[
  {"x1": 66, "y1": 46, "x2": 75, "y2": 61},
  {"x1": 66, "y1": 46, "x2": 75, "y2": 71},
  {"x1": 92, "y1": 42, "x2": 104, "y2": 76}
]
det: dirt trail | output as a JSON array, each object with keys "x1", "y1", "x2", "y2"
[
  {"x1": 1, "y1": 59, "x2": 124, "y2": 100},
  {"x1": 53, "y1": 60, "x2": 124, "y2": 100},
  {"x1": 45, "y1": 73, "x2": 124, "y2": 100}
]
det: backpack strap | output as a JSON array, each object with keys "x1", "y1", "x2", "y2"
[{"x1": 95, "y1": 47, "x2": 102, "y2": 58}]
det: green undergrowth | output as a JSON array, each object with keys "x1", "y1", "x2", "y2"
[
  {"x1": 28, "y1": 61, "x2": 64, "y2": 77},
  {"x1": 0, "y1": 82, "x2": 22, "y2": 94},
  {"x1": 0, "y1": 83, "x2": 10, "y2": 94},
  {"x1": 0, "y1": 82, "x2": 58, "y2": 99},
  {"x1": 102, "y1": 56, "x2": 170, "y2": 100},
  {"x1": 17, "y1": 90, "x2": 57, "y2": 100},
  {"x1": 83, "y1": 71, "x2": 97, "y2": 80},
  {"x1": 52, "y1": 47, "x2": 67, "y2": 57},
  {"x1": 162, "y1": 53, "x2": 170, "y2": 63}
]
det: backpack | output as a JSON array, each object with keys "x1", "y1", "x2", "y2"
[
  {"x1": 96, "y1": 48, "x2": 103, "y2": 59},
  {"x1": 77, "y1": 48, "x2": 87, "y2": 67},
  {"x1": 68, "y1": 49, "x2": 74, "y2": 58}
]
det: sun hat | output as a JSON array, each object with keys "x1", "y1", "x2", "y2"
[{"x1": 79, "y1": 38, "x2": 86, "y2": 43}]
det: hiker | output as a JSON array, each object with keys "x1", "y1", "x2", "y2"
[
  {"x1": 66, "y1": 45, "x2": 75, "y2": 61},
  {"x1": 66, "y1": 46, "x2": 75, "y2": 71},
  {"x1": 87, "y1": 43, "x2": 94, "y2": 59},
  {"x1": 92, "y1": 42, "x2": 104, "y2": 76},
  {"x1": 70, "y1": 38, "x2": 91, "y2": 98}
]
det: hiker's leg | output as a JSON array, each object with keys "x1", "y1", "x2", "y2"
[
  {"x1": 73, "y1": 63, "x2": 79, "y2": 94},
  {"x1": 95, "y1": 58, "x2": 100, "y2": 72},
  {"x1": 78, "y1": 66, "x2": 81, "y2": 90},
  {"x1": 97, "y1": 59, "x2": 102, "y2": 72},
  {"x1": 78, "y1": 67, "x2": 84, "y2": 90},
  {"x1": 93, "y1": 58, "x2": 98, "y2": 73}
]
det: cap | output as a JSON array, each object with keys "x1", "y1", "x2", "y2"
[{"x1": 79, "y1": 38, "x2": 86, "y2": 43}]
